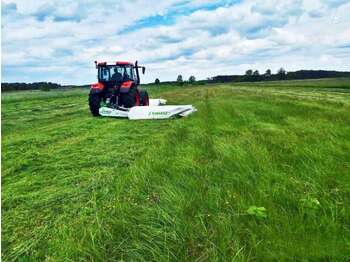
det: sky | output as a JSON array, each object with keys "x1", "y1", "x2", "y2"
[{"x1": 1, "y1": 0, "x2": 350, "y2": 85}]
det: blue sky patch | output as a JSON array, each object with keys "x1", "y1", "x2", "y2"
[
  {"x1": 120, "y1": 0, "x2": 240, "y2": 34},
  {"x1": 2, "y1": 2, "x2": 17, "y2": 15}
]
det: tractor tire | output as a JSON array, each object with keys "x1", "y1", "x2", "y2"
[
  {"x1": 120, "y1": 87, "x2": 137, "y2": 108},
  {"x1": 140, "y1": 90, "x2": 149, "y2": 106},
  {"x1": 89, "y1": 93, "x2": 102, "y2": 116}
]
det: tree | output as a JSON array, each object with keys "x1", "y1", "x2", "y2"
[
  {"x1": 177, "y1": 74, "x2": 183, "y2": 85},
  {"x1": 245, "y1": 69, "x2": 253, "y2": 76},
  {"x1": 253, "y1": 70, "x2": 260, "y2": 76},
  {"x1": 155, "y1": 78, "x2": 160, "y2": 85},
  {"x1": 277, "y1": 68, "x2": 286, "y2": 74},
  {"x1": 264, "y1": 69, "x2": 271, "y2": 77},
  {"x1": 277, "y1": 68, "x2": 286, "y2": 79},
  {"x1": 188, "y1": 75, "x2": 196, "y2": 83}
]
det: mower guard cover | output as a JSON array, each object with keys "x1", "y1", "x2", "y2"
[{"x1": 99, "y1": 99, "x2": 197, "y2": 120}]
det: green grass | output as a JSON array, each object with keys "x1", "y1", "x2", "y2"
[{"x1": 2, "y1": 78, "x2": 350, "y2": 261}]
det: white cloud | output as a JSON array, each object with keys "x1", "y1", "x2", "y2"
[{"x1": 1, "y1": 0, "x2": 350, "y2": 84}]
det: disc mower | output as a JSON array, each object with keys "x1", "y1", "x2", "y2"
[{"x1": 88, "y1": 61, "x2": 196, "y2": 120}]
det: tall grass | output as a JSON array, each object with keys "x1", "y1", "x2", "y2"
[{"x1": 2, "y1": 79, "x2": 350, "y2": 261}]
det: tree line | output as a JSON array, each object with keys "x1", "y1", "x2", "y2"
[
  {"x1": 154, "y1": 75, "x2": 206, "y2": 86},
  {"x1": 1, "y1": 82, "x2": 62, "y2": 92},
  {"x1": 2, "y1": 69, "x2": 350, "y2": 91},
  {"x1": 209, "y1": 69, "x2": 350, "y2": 83},
  {"x1": 152, "y1": 69, "x2": 350, "y2": 85}
]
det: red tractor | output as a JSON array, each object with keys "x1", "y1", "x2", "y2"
[{"x1": 89, "y1": 61, "x2": 149, "y2": 116}]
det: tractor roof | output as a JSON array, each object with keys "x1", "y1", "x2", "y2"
[{"x1": 95, "y1": 61, "x2": 134, "y2": 66}]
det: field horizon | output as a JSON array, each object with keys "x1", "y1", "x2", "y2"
[{"x1": 2, "y1": 78, "x2": 350, "y2": 261}]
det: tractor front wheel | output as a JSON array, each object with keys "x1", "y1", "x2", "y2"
[
  {"x1": 89, "y1": 93, "x2": 102, "y2": 116},
  {"x1": 140, "y1": 90, "x2": 149, "y2": 106}
]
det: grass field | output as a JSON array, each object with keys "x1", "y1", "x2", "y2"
[{"x1": 2, "y1": 78, "x2": 350, "y2": 261}]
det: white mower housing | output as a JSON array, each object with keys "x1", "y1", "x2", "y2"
[{"x1": 99, "y1": 99, "x2": 197, "y2": 120}]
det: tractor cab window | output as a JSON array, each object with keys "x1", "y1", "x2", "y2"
[
  {"x1": 110, "y1": 67, "x2": 124, "y2": 82},
  {"x1": 98, "y1": 65, "x2": 136, "y2": 82},
  {"x1": 99, "y1": 67, "x2": 110, "y2": 81},
  {"x1": 123, "y1": 67, "x2": 134, "y2": 81}
]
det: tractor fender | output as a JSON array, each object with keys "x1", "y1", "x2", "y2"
[
  {"x1": 120, "y1": 80, "x2": 134, "y2": 93},
  {"x1": 90, "y1": 82, "x2": 104, "y2": 92}
]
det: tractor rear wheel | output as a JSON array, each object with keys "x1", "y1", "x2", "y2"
[
  {"x1": 140, "y1": 90, "x2": 149, "y2": 106},
  {"x1": 89, "y1": 93, "x2": 102, "y2": 116}
]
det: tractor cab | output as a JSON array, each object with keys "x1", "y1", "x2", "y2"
[{"x1": 96, "y1": 61, "x2": 142, "y2": 85}]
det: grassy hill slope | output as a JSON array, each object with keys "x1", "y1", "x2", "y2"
[{"x1": 2, "y1": 79, "x2": 350, "y2": 261}]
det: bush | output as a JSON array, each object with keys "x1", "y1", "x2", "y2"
[{"x1": 40, "y1": 85, "x2": 51, "y2": 91}]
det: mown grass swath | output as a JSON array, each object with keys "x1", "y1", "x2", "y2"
[{"x1": 2, "y1": 78, "x2": 350, "y2": 260}]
